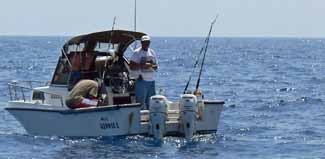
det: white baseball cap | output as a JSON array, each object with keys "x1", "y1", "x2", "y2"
[{"x1": 141, "y1": 35, "x2": 151, "y2": 42}]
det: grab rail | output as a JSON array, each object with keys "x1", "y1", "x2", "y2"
[{"x1": 7, "y1": 80, "x2": 65, "y2": 107}]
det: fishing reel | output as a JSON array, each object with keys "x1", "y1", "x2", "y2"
[
  {"x1": 193, "y1": 89, "x2": 203, "y2": 97},
  {"x1": 184, "y1": 89, "x2": 204, "y2": 98}
]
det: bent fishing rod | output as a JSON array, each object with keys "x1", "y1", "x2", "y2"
[{"x1": 183, "y1": 15, "x2": 218, "y2": 94}]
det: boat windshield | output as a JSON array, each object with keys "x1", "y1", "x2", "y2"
[
  {"x1": 66, "y1": 42, "x2": 119, "y2": 53},
  {"x1": 51, "y1": 42, "x2": 121, "y2": 86},
  {"x1": 51, "y1": 57, "x2": 70, "y2": 85}
]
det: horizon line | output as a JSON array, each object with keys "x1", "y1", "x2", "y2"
[{"x1": 1, "y1": 34, "x2": 325, "y2": 39}]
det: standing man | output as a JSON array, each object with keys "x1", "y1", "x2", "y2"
[{"x1": 130, "y1": 35, "x2": 158, "y2": 109}]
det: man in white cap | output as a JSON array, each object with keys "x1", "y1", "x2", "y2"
[{"x1": 130, "y1": 35, "x2": 158, "y2": 109}]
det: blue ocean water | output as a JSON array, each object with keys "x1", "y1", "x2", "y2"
[{"x1": 1, "y1": 36, "x2": 325, "y2": 158}]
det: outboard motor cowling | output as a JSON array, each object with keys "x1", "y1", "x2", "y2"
[
  {"x1": 180, "y1": 94, "x2": 198, "y2": 139},
  {"x1": 149, "y1": 95, "x2": 168, "y2": 139}
]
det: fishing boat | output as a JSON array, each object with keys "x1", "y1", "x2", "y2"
[{"x1": 5, "y1": 30, "x2": 224, "y2": 139}]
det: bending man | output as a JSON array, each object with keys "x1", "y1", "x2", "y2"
[{"x1": 65, "y1": 79, "x2": 99, "y2": 109}]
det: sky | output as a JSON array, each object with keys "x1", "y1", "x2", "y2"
[{"x1": 1, "y1": 0, "x2": 325, "y2": 37}]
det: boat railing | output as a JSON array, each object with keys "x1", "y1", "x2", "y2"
[{"x1": 7, "y1": 80, "x2": 65, "y2": 107}]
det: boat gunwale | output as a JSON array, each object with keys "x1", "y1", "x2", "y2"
[{"x1": 5, "y1": 103, "x2": 141, "y2": 114}]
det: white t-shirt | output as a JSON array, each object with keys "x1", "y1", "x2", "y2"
[{"x1": 130, "y1": 47, "x2": 158, "y2": 81}]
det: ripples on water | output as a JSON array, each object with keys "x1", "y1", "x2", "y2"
[{"x1": 1, "y1": 37, "x2": 325, "y2": 158}]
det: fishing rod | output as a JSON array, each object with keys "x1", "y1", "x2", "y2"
[
  {"x1": 182, "y1": 35, "x2": 210, "y2": 94},
  {"x1": 96, "y1": 17, "x2": 117, "y2": 104},
  {"x1": 194, "y1": 15, "x2": 218, "y2": 95},
  {"x1": 101, "y1": 16, "x2": 117, "y2": 80},
  {"x1": 183, "y1": 15, "x2": 218, "y2": 94}
]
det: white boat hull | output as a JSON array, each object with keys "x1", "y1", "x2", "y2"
[
  {"x1": 6, "y1": 100, "x2": 223, "y2": 137},
  {"x1": 6, "y1": 102, "x2": 142, "y2": 136}
]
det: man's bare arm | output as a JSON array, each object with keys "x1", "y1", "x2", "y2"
[{"x1": 130, "y1": 61, "x2": 157, "y2": 70}]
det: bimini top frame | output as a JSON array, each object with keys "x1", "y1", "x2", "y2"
[{"x1": 63, "y1": 30, "x2": 146, "y2": 56}]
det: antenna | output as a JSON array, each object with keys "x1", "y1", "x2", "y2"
[
  {"x1": 134, "y1": 0, "x2": 137, "y2": 32},
  {"x1": 133, "y1": 0, "x2": 137, "y2": 49}
]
